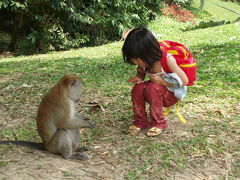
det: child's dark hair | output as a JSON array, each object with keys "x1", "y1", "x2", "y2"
[{"x1": 122, "y1": 27, "x2": 162, "y2": 71}]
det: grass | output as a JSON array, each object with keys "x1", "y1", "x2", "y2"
[
  {"x1": 0, "y1": 2, "x2": 240, "y2": 180},
  {"x1": 192, "y1": 0, "x2": 240, "y2": 22}
]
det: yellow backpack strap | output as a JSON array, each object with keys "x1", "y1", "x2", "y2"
[
  {"x1": 163, "y1": 103, "x2": 187, "y2": 124},
  {"x1": 161, "y1": 41, "x2": 171, "y2": 47},
  {"x1": 176, "y1": 102, "x2": 187, "y2": 123},
  {"x1": 177, "y1": 46, "x2": 189, "y2": 59},
  {"x1": 163, "y1": 107, "x2": 171, "y2": 116}
]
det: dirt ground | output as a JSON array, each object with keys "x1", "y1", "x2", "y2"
[
  {"x1": 0, "y1": 85, "x2": 238, "y2": 179},
  {"x1": 0, "y1": 112, "x2": 233, "y2": 180},
  {"x1": 0, "y1": 148, "x2": 231, "y2": 180},
  {"x1": 0, "y1": 146, "x2": 128, "y2": 180},
  {"x1": 0, "y1": 106, "x2": 128, "y2": 180}
]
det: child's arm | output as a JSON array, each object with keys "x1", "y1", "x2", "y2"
[
  {"x1": 150, "y1": 55, "x2": 188, "y2": 86},
  {"x1": 128, "y1": 66, "x2": 145, "y2": 84},
  {"x1": 136, "y1": 66, "x2": 146, "y2": 80},
  {"x1": 167, "y1": 55, "x2": 189, "y2": 86},
  {"x1": 149, "y1": 74, "x2": 173, "y2": 87}
]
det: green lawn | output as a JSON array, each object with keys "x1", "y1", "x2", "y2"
[
  {"x1": 192, "y1": 0, "x2": 240, "y2": 22},
  {"x1": 0, "y1": 4, "x2": 240, "y2": 180}
]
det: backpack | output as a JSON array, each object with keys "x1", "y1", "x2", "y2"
[{"x1": 159, "y1": 41, "x2": 196, "y2": 86}]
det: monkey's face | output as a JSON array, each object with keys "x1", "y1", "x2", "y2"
[{"x1": 67, "y1": 78, "x2": 83, "y2": 103}]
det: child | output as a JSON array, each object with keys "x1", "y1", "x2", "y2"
[{"x1": 122, "y1": 27, "x2": 189, "y2": 137}]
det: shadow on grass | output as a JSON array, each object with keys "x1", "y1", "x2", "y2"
[
  {"x1": 1, "y1": 41, "x2": 239, "y2": 89},
  {"x1": 191, "y1": 41, "x2": 240, "y2": 84},
  {"x1": 0, "y1": 39, "x2": 240, "y2": 180}
]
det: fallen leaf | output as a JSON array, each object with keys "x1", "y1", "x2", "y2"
[
  {"x1": 215, "y1": 109, "x2": 230, "y2": 118},
  {"x1": 81, "y1": 101, "x2": 106, "y2": 112}
]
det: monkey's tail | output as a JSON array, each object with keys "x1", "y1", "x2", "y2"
[{"x1": 0, "y1": 141, "x2": 45, "y2": 150}]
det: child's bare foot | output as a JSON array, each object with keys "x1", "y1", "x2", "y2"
[{"x1": 146, "y1": 127, "x2": 164, "y2": 137}]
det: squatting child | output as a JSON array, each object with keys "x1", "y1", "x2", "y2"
[{"x1": 122, "y1": 27, "x2": 194, "y2": 137}]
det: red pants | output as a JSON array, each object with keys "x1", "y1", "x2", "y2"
[{"x1": 131, "y1": 81, "x2": 178, "y2": 130}]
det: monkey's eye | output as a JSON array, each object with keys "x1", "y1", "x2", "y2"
[{"x1": 71, "y1": 80, "x2": 77, "y2": 87}]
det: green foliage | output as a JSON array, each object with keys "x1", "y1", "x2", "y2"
[
  {"x1": 1, "y1": 2, "x2": 240, "y2": 178},
  {"x1": 0, "y1": 160, "x2": 7, "y2": 166},
  {"x1": 185, "y1": 5, "x2": 212, "y2": 21},
  {"x1": 63, "y1": 171, "x2": 73, "y2": 176},
  {"x1": 165, "y1": 0, "x2": 194, "y2": 7},
  {"x1": 0, "y1": 0, "x2": 164, "y2": 53},
  {"x1": 183, "y1": 19, "x2": 228, "y2": 31},
  {"x1": 0, "y1": 15, "x2": 239, "y2": 178}
]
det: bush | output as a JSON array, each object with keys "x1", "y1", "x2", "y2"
[
  {"x1": 164, "y1": 0, "x2": 193, "y2": 7},
  {"x1": 0, "y1": 0, "x2": 164, "y2": 53},
  {"x1": 183, "y1": 20, "x2": 228, "y2": 31}
]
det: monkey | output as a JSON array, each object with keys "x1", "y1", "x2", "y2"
[
  {"x1": 0, "y1": 74, "x2": 95, "y2": 160},
  {"x1": 119, "y1": 28, "x2": 163, "y2": 41},
  {"x1": 36, "y1": 74, "x2": 95, "y2": 160},
  {"x1": 119, "y1": 29, "x2": 132, "y2": 41}
]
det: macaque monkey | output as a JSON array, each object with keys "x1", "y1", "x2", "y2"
[
  {"x1": 119, "y1": 28, "x2": 163, "y2": 41},
  {"x1": 36, "y1": 74, "x2": 95, "y2": 160},
  {"x1": 119, "y1": 29, "x2": 132, "y2": 41},
  {"x1": 0, "y1": 74, "x2": 95, "y2": 160}
]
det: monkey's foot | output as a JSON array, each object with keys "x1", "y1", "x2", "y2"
[
  {"x1": 75, "y1": 146, "x2": 91, "y2": 152},
  {"x1": 70, "y1": 152, "x2": 88, "y2": 160}
]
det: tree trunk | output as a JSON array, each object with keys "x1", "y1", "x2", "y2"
[
  {"x1": 200, "y1": 0, "x2": 205, "y2": 11},
  {"x1": 9, "y1": 13, "x2": 23, "y2": 52}
]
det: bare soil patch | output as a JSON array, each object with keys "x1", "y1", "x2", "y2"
[
  {"x1": 1, "y1": 112, "x2": 236, "y2": 180},
  {"x1": 0, "y1": 147, "x2": 128, "y2": 180}
]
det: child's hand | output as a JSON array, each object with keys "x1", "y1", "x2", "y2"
[
  {"x1": 127, "y1": 76, "x2": 143, "y2": 84},
  {"x1": 149, "y1": 74, "x2": 165, "y2": 85},
  {"x1": 150, "y1": 74, "x2": 173, "y2": 87}
]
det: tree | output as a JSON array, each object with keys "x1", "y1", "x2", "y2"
[
  {"x1": 200, "y1": 0, "x2": 205, "y2": 10},
  {"x1": 0, "y1": 0, "x2": 165, "y2": 53}
]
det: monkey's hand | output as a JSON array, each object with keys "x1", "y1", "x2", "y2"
[
  {"x1": 86, "y1": 119, "x2": 96, "y2": 129},
  {"x1": 66, "y1": 114, "x2": 95, "y2": 129},
  {"x1": 75, "y1": 113, "x2": 96, "y2": 128}
]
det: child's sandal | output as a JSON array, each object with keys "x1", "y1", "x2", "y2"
[
  {"x1": 146, "y1": 127, "x2": 163, "y2": 137},
  {"x1": 129, "y1": 125, "x2": 141, "y2": 135}
]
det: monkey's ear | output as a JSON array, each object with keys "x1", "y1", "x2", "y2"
[{"x1": 71, "y1": 80, "x2": 77, "y2": 87}]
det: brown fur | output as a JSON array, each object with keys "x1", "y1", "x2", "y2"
[
  {"x1": 36, "y1": 74, "x2": 94, "y2": 160},
  {"x1": 120, "y1": 29, "x2": 133, "y2": 41}
]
